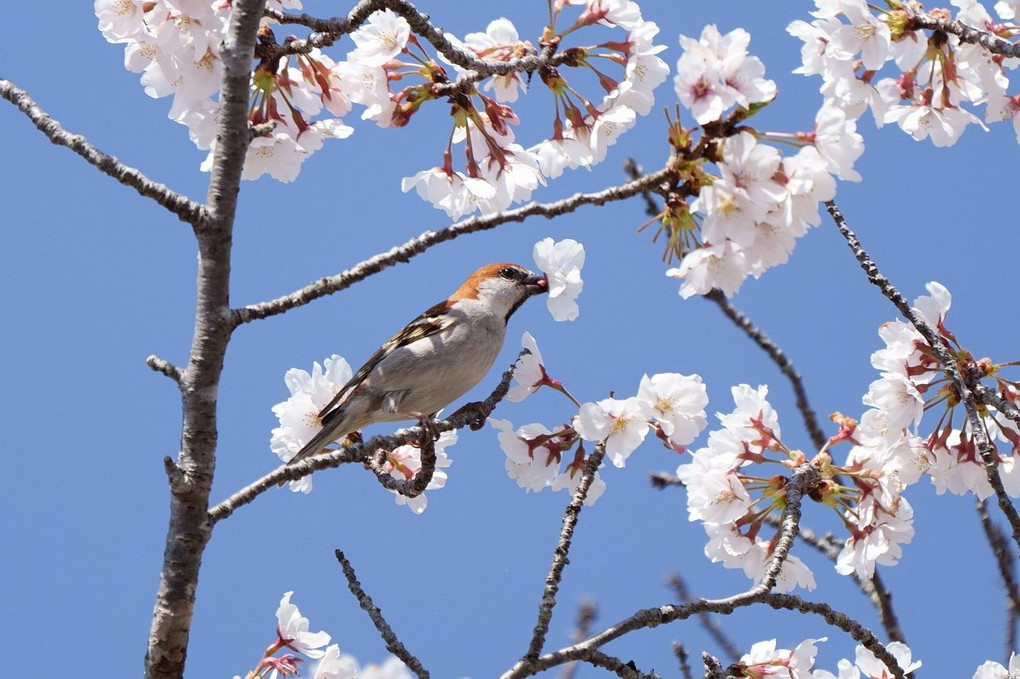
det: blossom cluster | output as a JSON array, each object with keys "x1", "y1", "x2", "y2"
[
  {"x1": 95, "y1": 0, "x2": 668, "y2": 208},
  {"x1": 493, "y1": 330, "x2": 709, "y2": 503},
  {"x1": 268, "y1": 239, "x2": 583, "y2": 508},
  {"x1": 240, "y1": 591, "x2": 410, "y2": 679},
  {"x1": 677, "y1": 281, "x2": 1019, "y2": 589},
  {"x1": 659, "y1": 25, "x2": 854, "y2": 299},
  {"x1": 789, "y1": 0, "x2": 1020, "y2": 146},
  {"x1": 732, "y1": 637, "x2": 920, "y2": 679}
]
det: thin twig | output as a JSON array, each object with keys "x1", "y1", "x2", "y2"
[
  {"x1": 524, "y1": 445, "x2": 607, "y2": 661},
  {"x1": 0, "y1": 79, "x2": 205, "y2": 226},
  {"x1": 826, "y1": 200, "x2": 1020, "y2": 550},
  {"x1": 231, "y1": 166, "x2": 675, "y2": 326},
  {"x1": 364, "y1": 432, "x2": 436, "y2": 498},
  {"x1": 977, "y1": 499, "x2": 1020, "y2": 661},
  {"x1": 649, "y1": 472, "x2": 684, "y2": 489},
  {"x1": 335, "y1": 550, "x2": 430, "y2": 679},
  {"x1": 701, "y1": 653, "x2": 726, "y2": 679},
  {"x1": 764, "y1": 517, "x2": 908, "y2": 645},
  {"x1": 673, "y1": 643, "x2": 693, "y2": 679},
  {"x1": 583, "y1": 650, "x2": 660, "y2": 679},
  {"x1": 668, "y1": 575, "x2": 741, "y2": 663},
  {"x1": 146, "y1": 355, "x2": 185, "y2": 385},
  {"x1": 558, "y1": 600, "x2": 598, "y2": 679},
  {"x1": 703, "y1": 289, "x2": 827, "y2": 452},
  {"x1": 208, "y1": 351, "x2": 523, "y2": 523}
]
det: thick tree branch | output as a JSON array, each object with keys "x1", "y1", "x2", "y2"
[
  {"x1": 144, "y1": 3, "x2": 267, "y2": 679},
  {"x1": 826, "y1": 200, "x2": 1020, "y2": 550},
  {"x1": 231, "y1": 166, "x2": 675, "y2": 326},
  {"x1": 335, "y1": 549, "x2": 430, "y2": 679},
  {"x1": 0, "y1": 78, "x2": 205, "y2": 226},
  {"x1": 208, "y1": 353, "x2": 522, "y2": 523}
]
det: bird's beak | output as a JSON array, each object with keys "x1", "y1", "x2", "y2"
[{"x1": 526, "y1": 273, "x2": 549, "y2": 294}]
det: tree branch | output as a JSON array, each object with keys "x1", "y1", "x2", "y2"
[
  {"x1": 231, "y1": 166, "x2": 675, "y2": 326},
  {"x1": 263, "y1": 0, "x2": 558, "y2": 78},
  {"x1": 826, "y1": 200, "x2": 1020, "y2": 550},
  {"x1": 703, "y1": 289, "x2": 828, "y2": 452},
  {"x1": 146, "y1": 355, "x2": 185, "y2": 385},
  {"x1": 908, "y1": 10, "x2": 1020, "y2": 59},
  {"x1": 522, "y1": 444, "x2": 607, "y2": 662},
  {"x1": 0, "y1": 78, "x2": 205, "y2": 226},
  {"x1": 335, "y1": 549, "x2": 430, "y2": 679},
  {"x1": 668, "y1": 575, "x2": 741, "y2": 663},
  {"x1": 976, "y1": 499, "x2": 1020, "y2": 661},
  {"x1": 208, "y1": 353, "x2": 523, "y2": 523},
  {"x1": 144, "y1": 2, "x2": 267, "y2": 679}
]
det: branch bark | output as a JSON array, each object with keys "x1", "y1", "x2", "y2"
[
  {"x1": 143, "y1": 2, "x2": 267, "y2": 679},
  {"x1": 0, "y1": 78, "x2": 205, "y2": 225}
]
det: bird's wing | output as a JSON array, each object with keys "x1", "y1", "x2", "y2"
[{"x1": 316, "y1": 300, "x2": 456, "y2": 420}]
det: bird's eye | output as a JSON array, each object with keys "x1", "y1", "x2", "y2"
[{"x1": 499, "y1": 266, "x2": 520, "y2": 280}]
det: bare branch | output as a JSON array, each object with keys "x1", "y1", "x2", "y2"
[
  {"x1": 558, "y1": 600, "x2": 598, "y2": 679},
  {"x1": 673, "y1": 643, "x2": 693, "y2": 679},
  {"x1": 335, "y1": 549, "x2": 430, "y2": 679},
  {"x1": 976, "y1": 499, "x2": 1020, "y2": 661},
  {"x1": 583, "y1": 651, "x2": 660, "y2": 679},
  {"x1": 701, "y1": 653, "x2": 725, "y2": 679},
  {"x1": 703, "y1": 289, "x2": 828, "y2": 452},
  {"x1": 0, "y1": 79, "x2": 205, "y2": 226},
  {"x1": 649, "y1": 471, "x2": 684, "y2": 489},
  {"x1": 363, "y1": 432, "x2": 436, "y2": 497},
  {"x1": 908, "y1": 10, "x2": 1020, "y2": 59},
  {"x1": 523, "y1": 445, "x2": 607, "y2": 661},
  {"x1": 231, "y1": 166, "x2": 675, "y2": 325},
  {"x1": 208, "y1": 353, "x2": 523, "y2": 523},
  {"x1": 146, "y1": 355, "x2": 185, "y2": 385},
  {"x1": 826, "y1": 200, "x2": 1020, "y2": 550},
  {"x1": 668, "y1": 575, "x2": 741, "y2": 663}
]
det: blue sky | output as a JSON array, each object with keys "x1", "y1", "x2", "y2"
[{"x1": 2, "y1": 2, "x2": 1018, "y2": 678}]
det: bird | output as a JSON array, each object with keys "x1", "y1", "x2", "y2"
[{"x1": 285, "y1": 262, "x2": 549, "y2": 466}]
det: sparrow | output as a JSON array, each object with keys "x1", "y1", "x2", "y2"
[{"x1": 286, "y1": 262, "x2": 549, "y2": 466}]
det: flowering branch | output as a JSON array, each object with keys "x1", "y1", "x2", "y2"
[
  {"x1": 263, "y1": 0, "x2": 555, "y2": 76},
  {"x1": 777, "y1": 520, "x2": 907, "y2": 645},
  {"x1": 231, "y1": 166, "x2": 675, "y2": 326},
  {"x1": 0, "y1": 79, "x2": 205, "y2": 226},
  {"x1": 908, "y1": 10, "x2": 1020, "y2": 59},
  {"x1": 504, "y1": 590, "x2": 903, "y2": 679},
  {"x1": 703, "y1": 289, "x2": 828, "y2": 452},
  {"x1": 334, "y1": 549, "x2": 431, "y2": 679},
  {"x1": 208, "y1": 353, "x2": 522, "y2": 523},
  {"x1": 826, "y1": 199, "x2": 1020, "y2": 550}
]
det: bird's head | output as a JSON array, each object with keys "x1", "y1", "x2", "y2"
[{"x1": 450, "y1": 263, "x2": 548, "y2": 322}]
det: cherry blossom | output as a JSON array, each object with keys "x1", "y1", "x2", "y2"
[
  {"x1": 312, "y1": 645, "x2": 357, "y2": 679},
  {"x1": 384, "y1": 430, "x2": 457, "y2": 514},
  {"x1": 972, "y1": 652, "x2": 1020, "y2": 679},
  {"x1": 573, "y1": 397, "x2": 650, "y2": 467},
  {"x1": 636, "y1": 372, "x2": 709, "y2": 448},
  {"x1": 270, "y1": 355, "x2": 354, "y2": 494},
  {"x1": 275, "y1": 591, "x2": 331, "y2": 659},
  {"x1": 532, "y1": 237, "x2": 585, "y2": 321}
]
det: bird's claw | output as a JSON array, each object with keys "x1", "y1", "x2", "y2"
[{"x1": 451, "y1": 400, "x2": 492, "y2": 431}]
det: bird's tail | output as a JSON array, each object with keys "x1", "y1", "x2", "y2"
[{"x1": 286, "y1": 422, "x2": 344, "y2": 467}]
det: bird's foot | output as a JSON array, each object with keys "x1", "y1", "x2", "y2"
[{"x1": 450, "y1": 401, "x2": 492, "y2": 431}]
